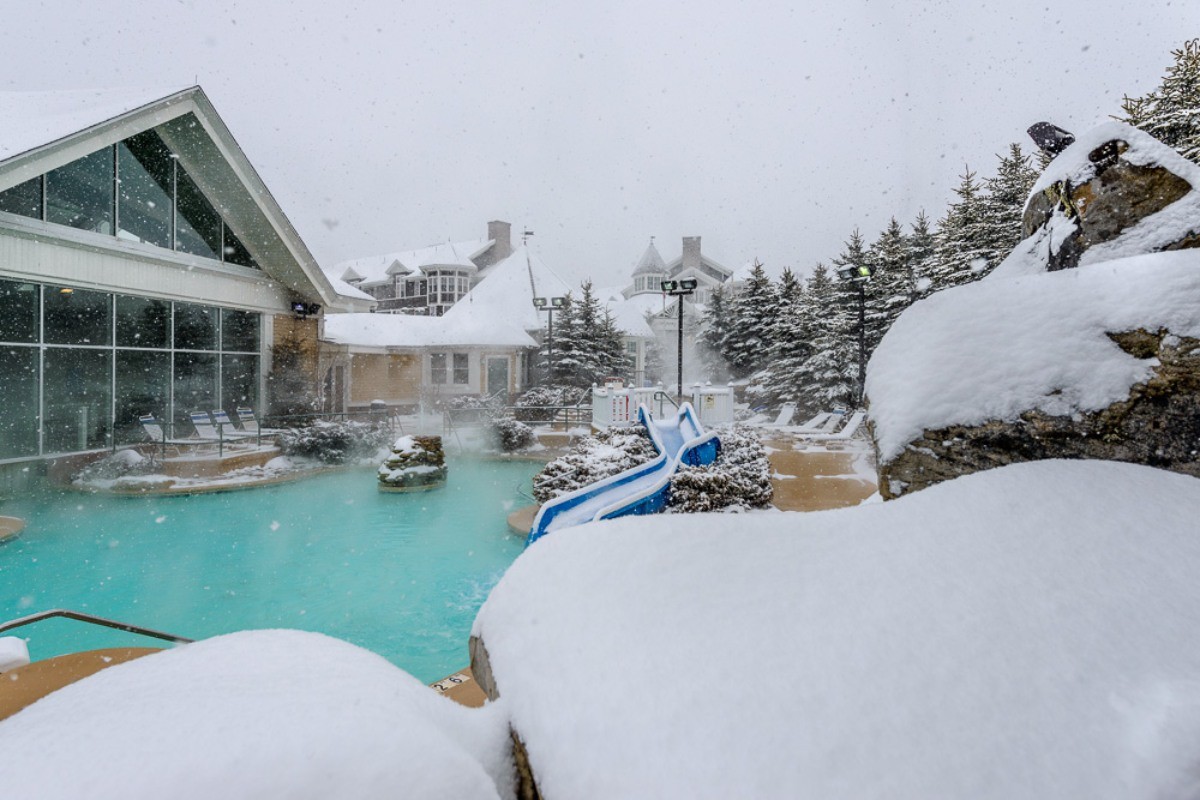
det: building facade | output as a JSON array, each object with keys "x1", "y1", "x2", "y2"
[{"x1": 0, "y1": 86, "x2": 368, "y2": 467}]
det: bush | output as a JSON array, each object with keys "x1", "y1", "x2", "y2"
[
  {"x1": 489, "y1": 417, "x2": 536, "y2": 452},
  {"x1": 74, "y1": 448, "x2": 158, "y2": 482},
  {"x1": 280, "y1": 419, "x2": 392, "y2": 464},
  {"x1": 514, "y1": 385, "x2": 574, "y2": 423},
  {"x1": 532, "y1": 424, "x2": 657, "y2": 503},
  {"x1": 668, "y1": 426, "x2": 773, "y2": 512}
]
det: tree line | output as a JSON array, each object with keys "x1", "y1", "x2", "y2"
[{"x1": 701, "y1": 39, "x2": 1200, "y2": 413}]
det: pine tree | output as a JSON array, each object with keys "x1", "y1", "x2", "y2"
[
  {"x1": 864, "y1": 218, "x2": 912, "y2": 349},
  {"x1": 794, "y1": 264, "x2": 854, "y2": 411},
  {"x1": 929, "y1": 168, "x2": 990, "y2": 290},
  {"x1": 698, "y1": 285, "x2": 732, "y2": 381},
  {"x1": 758, "y1": 267, "x2": 810, "y2": 408},
  {"x1": 724, "y1": 261, "x2": 777, "y2": 380},
  {"x1": 908, "y1": 210, "x2": 936, "y2": 299},
  {"x1": 1120, "y1": 39, "x2": 1200, "y2": 163},
  {"x1": 540, "y1": 283, "x2": 631, "y2": 388},
  {"x1": 980, "y1": 143, "x2": 1039, "y2": 266}
]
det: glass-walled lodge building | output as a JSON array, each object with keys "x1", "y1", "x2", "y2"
[{"x1": 0, "y1": 86, "x2": 370, "y2": 465}]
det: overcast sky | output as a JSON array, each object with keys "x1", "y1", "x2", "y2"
[{"x1": 3, "y1": 0, "x2": 1196, "y2": 285}]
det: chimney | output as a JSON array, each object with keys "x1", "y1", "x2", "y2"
[
  {"x1": 488, "y1": 220, "x2": 513, "y2": 260},
  {"x1": 682, "y1": 236, "x2": 702, "y2": 271}
]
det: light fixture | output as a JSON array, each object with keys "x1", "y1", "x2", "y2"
[
  {"x1": 550, "y1": 296, "x2": 567, "y2": 309},
  {"x1": 532, "y1": 297, "x2": 548, "y2": 309},
  {"x1": 58, "y1": 287, "x2": 74, "y2": 295}
]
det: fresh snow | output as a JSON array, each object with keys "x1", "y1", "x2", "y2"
[
  {"x1": 330, "y1": 239, "x2": 491, "y2": 288},
  {"x1": 866, "y1": 249, "x2": 1200, "y2": 463},
  {"x1": 442, "y1": 245, "x2": 571, "y2": 333},
  {"x1": 322, "y1": 309, "x2": 536, "y2": 349},
  {"x1": 0, "y1": 630, "x2": 513, "y2": 799},
  {"x1": 474, "y1": 460, "x2": 1200, "y2": 799}
]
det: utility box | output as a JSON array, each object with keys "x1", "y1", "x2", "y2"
[{"x1": 690, "y1": 384, "x2": 734, "y2": 426}]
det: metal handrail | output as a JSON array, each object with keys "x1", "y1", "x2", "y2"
[{"x1": 0, "y1": 609, "x2": 193, "y2": 644}]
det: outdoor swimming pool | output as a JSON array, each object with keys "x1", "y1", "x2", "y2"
[{"x1": 0, "y1": 459, "x2": 540, "y2": 683}]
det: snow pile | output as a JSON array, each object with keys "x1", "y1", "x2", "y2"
[
  {"x1": 866, "y1": 249, "x2": 1200, "y2": 463},
  {"x1": 0, "y1": 630, "x2": 512, "y2": 799},
  {"x1": 322, "y1": 310, "x2": 536, "y2": 349},
  {"x1": 475, "y1": 460, "x2": 1200, "y2": 799}
]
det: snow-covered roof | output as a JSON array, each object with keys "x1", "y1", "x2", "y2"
[
  {"x1": 728, "y1": 259, "x2": 760, "y2": 284},
  {"x1": 474, "y1": 458, "x2": 1200, "y2": 798},
  {"x1": 0, "y1": 630, "x2": 511, "y2": 798},
  {"x1": 333, "y1": 239, "x2": 492, "y2": 287},
  {"x1": 631, "y1": 239, "x2": 667, "y2": 276},
  {"x1": 442, "y1": 244, "x2": 571, "y2": 333},
  {"x1": 867, "y1": 249, "x2": 1200, "y2": 463},
  {"x1": 0, "y1": 86, "x2": 191, "y2": 164},
  {"x1": 322, "y1": 311, "x2": 536, "y2": 349},
  {"x1": 596, "y1": 287, "x2": 662, "y2": 337}
]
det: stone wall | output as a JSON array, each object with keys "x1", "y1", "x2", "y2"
[{"x1": 879, "y1": 329, "x2": 1200, "y2": 499}]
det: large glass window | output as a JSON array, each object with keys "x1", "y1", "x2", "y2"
[
  {"x1": 0, "y1": 176, "x2": 43, "y2": 220},
  {"x1": 430, "y1": 353, "x2": 447, "y2": 384},
  {"x1": 221, "y1": 354, "x2": 259, "y2": 411},
  {"x1": 222, "y1": 225, "x2": 258, "y2": 268},
  {"x1": 0, "y1": 279, "x2": 38, "y2": 343},
  {"x1": 221, "y1": 309, "x2": 260, "y2": 352},
  {"x1": 452, "y1": 353, "x2": 469, "y2": 384},
  {"x1": 46, "y1": 146, "x2": 113, "y2": 234},
  {"x1": 174, "y1": 303, "x2": 217, "y2": 350},
  {"x1": 0, "y1": 347, "x2": 39, "y2": 459},
  {"x1": 116, "y1": 295, "x2": 170, "y2": 349},
  {"x1": 43, "y1": 348, "x2": 111, "y2": 453},
  {"x1": 176, "y1": 166, "x2": 222, "y2": 260},
  {"x1": 117, "y1": 131, "x2": 174, "y2": 249},
  {"x1": 115, "y1": 350, "x2": 170, "y2": 444},
  {"x1": 173, "y1": 352, "x2": 217, "y2": 429},
  {"x1": 44, "y1": 286, "x2": 111, "y2": 346}
]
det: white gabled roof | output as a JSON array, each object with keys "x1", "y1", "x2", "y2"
[
  {"x1": 322, "y1": 312, "x2": 536, "y2": 350},
  {"x1": 443, "y1": 244, "x2": 571, "y2": 333},
  {"x1": 0, "y1": 85, "x2": 371, "y2": 312},
  {"x1": 597, "y1": 286, "x2": 660, "y2": 338},
  {"x1": 334, "y1": 239, "x2": 492, "y2": 287}
]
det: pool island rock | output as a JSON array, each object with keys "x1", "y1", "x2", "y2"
[{"x1": 378, "y1": 435, "x2": 448, "y2": 492}]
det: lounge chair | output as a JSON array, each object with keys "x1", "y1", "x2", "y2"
[
  {"x1": 798, "y1": 410, "x2": 868, "y2": 444},
  {"x1": 189, "y1": 412, "x2": 256, "y2": 449},
  {"x1": 139, "y1": 414, "x2": 205, "y2": 456},
  {"x1": 763, "y1": 402, "x2": 797, "y2": 428},
  {"x1": 234, "y1": 408, "x2": 283, "y2": 437},
  {"x1": 791, "y1": 411, "x2": 833, "y2": 433}
]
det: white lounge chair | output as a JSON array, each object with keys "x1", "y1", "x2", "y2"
[
  {"x1": 799, "y1": 410, "x2": 868, "y2": 443},
  {"x1": 764, "y1": 402, "x2": 797, "y2": 428},
  {"x1": 139, "y1": 414, "x2": 208, "y2": 456},
  {"x1": 189, "y1": 412, "x2": 255, "y2": 449},
  {"x1": 234, "y1": 408, "x2": 283, "y2": 436}
]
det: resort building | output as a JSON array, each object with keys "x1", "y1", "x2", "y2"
[
  {"x1": 330, "y1": 221, "x2": 515, "y2": 316},
  {"x1": 0, "y1": 86, "x2": 370, "y2": 471},
  {"x1": 602, "y1": 236, "x2": 734, "y2": 386},
  {"x1": 320, "y1": 245, "x2": 570, "y2": 410}
]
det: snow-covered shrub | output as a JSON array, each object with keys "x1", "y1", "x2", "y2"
[
  {"x1": 74, "y1": 448, "x2": 157, "y2": 483},
  {"x1": 513, "y1": 385, "x2": 574, "y2": 423},
  {"x1": 668, "y1": 426, "x2": 773, "y2": 512},
  {"x1": 532, "y1": 424, "x2": 657, "y2": 503},
  {"x1": 489, "y1": 417, "x2": 536, "y2": 453},
  {"x1": 280, "y1": 420, "x2": 391, "y2": 464}
]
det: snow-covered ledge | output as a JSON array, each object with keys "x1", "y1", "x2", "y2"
[{"x1": 472, "y1": 460, "x2": 1200, "y2": 798}]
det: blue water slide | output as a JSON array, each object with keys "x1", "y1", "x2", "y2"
[{"x1": 526, "y1": 402, "x2": 720, "y2": 545}]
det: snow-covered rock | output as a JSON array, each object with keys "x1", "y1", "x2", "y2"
[
  {"x1": 472, "y1": 460, "x2": 1200, "y2": 799},
  {"x1": 0, "y1": 630, "x2": 512, "y2": 799}
]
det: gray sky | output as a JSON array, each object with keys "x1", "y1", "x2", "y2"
[{"x1": 3, "y1": 0, "x2": 1196, "y2": 285}]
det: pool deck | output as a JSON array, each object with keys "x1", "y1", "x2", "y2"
[
  {"x1": 0, "y1": 647, "x2": 161, "y2": 722},
  {"x1": 0, "y1": 516, "x2": 25, "y2": 543}
]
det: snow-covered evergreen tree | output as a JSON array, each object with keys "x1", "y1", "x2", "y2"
[
  {"x1": 1120, "y1": 38, "x2": 1200, "y2": 163},
  {"x1": 980, "y1": 143, "x2": 1039, "y2": 266},
  {"x1": 908, "y1": 210, "x2": 937, "y2": 299},
  {"x1": 929, "y1": 168, "x2": 990, "y2": 290},
  {"x1": 537, "y1": 282, "x2": 629, "y2": 389},
  {"x1": 865, "y1": 218, "x2": 912, "y2": 350},
  {"x1": 755, "y1": 268, "x2": 810, "y2": 408},
  {"x1": 724, "y1": 261, "x2": 776, "y2": 379},
  {"x1": 794, "y1": 263, "x2": 853, "y2": 411}
]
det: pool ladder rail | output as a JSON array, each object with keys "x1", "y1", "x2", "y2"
[{"x1": 0, "y1": 609, "x2": 194, "y2": 645}]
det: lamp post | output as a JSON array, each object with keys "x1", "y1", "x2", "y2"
[
  {"x1": 836, "y1": 264, "x2": 874, "y2": 406},
  {"x1": 532, "y1": 296, "x2": 567, "y2": 381},
  {"x1": 660, "y1": 278, "x2": 699, "y2": 402}
]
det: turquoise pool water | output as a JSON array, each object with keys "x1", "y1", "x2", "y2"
[{"x1": 0, "y1": 460, "x2": 539, "y2": 683}]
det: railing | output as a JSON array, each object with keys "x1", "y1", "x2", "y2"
[
  {"x1": 510, "y1": 405, "x2": 593, "y2": 429},
  {"x1": 0, "y1": 609, "x2": 193, "y2": 645},
  {"x1": 137, "y1": 417, "x2": 268, "y2": 460}
]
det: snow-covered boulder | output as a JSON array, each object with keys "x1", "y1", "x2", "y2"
[
  {"x1": 993, "y1": 121, "x2": 1200, "y2": 278},
  {"x1": 0, "y1": 630, "x2": 512, "y2": 799},
  {"x1": 471, "y1": 460, "x2": 1200, "y2": 799},
  {"x1": 868, "y1": 249, "x2": 1200, "y2": 498}
]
